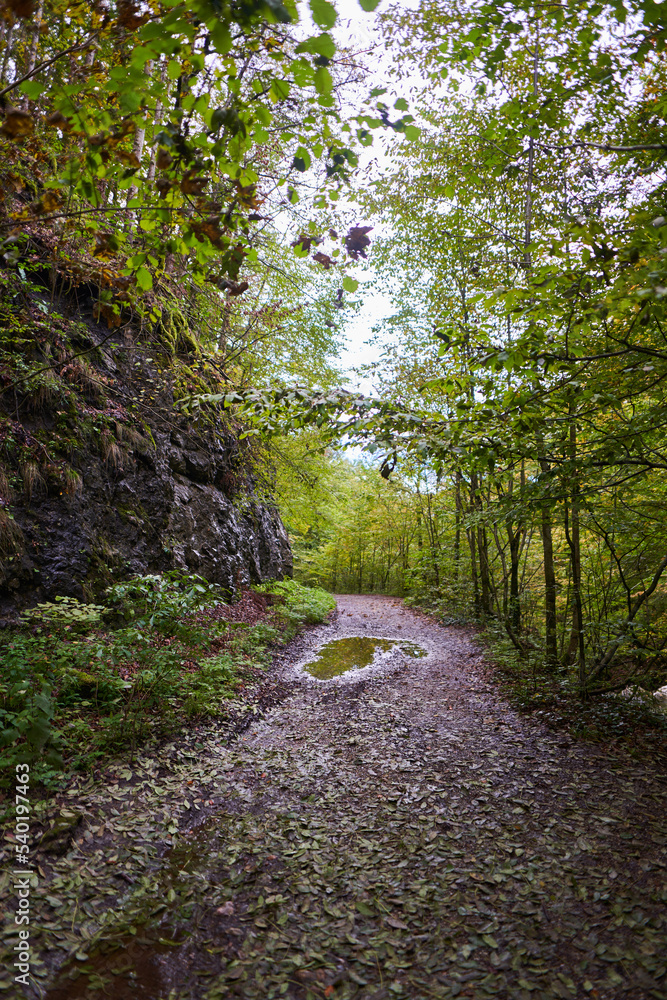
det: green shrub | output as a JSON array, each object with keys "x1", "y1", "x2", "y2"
[{"x1": 256, "y1": 579, "x2": 336, "y2": 633}]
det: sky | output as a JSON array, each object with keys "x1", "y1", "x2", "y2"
[{"x1": 319, "y1": 0, "x2": 414, "y2": 389}]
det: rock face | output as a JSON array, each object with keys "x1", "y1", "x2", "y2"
[
  {"x1": 1, "y1": 430, "x2": 292, "y2": 612},
  {"x1": 0, "y1": 318, "x2": 292, "y2": 615}
]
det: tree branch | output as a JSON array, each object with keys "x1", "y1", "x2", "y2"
[{"x1": 0, "y1": 31, "x2": 98, "y2": 101}]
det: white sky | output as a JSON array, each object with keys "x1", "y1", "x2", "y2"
[{"x1": 327, "y1": 0, "x2": 411, "y2": 389}]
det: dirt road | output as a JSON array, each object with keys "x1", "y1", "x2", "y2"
[{"x1": 38, "y1": 596, "x2": 667, "y2": 998}]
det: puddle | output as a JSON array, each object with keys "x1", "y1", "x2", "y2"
[{"x1": 302, "y1": 635, "x2": 426, "y2": 680}]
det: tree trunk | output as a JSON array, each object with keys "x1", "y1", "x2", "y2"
[
  {"x1": 564, "y1": 411, "x2": 586, "y2": 689},
  {"x1": 1, "y1": 22, "x2": 15, "y2": 84},
  {"x1": 454, "y1": 469, "x2": 462, "y2": 584},
  {"x1": 147, "y1": 58, "x2": 169, "y2": 184},
  {"x1": 20, "y1": 1, "x2": 43, "y2": 109},
  {"x1": 508, "y1": 523, "x2": 522, "y2": 633}
]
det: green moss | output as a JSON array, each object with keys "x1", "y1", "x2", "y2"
[{"x1": 153, "y1": 298, "x2": 199, "y2": 356}]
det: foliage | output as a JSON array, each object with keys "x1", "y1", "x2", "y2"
[
  {"x1": 0, "y1": 573, "x2": 333, "y2": 785},
  {"x1": 255, "y1": 576, "x2": 336, "y2": 626},
  {"x1": 0, "y1": 0, "x2": 401, "y2": 327},
  {"x1": 21, "y1": 595, "x2": 107, "y2": 628}
]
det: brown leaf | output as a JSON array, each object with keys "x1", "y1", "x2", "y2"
[
  {"x1": 41, "y1": 190, "x2": 62, "y2": 213},
  {"x1": 1, "y1": 107, "x2": 33, "y2": 139},
  {"x1": 313, "y1": 251, "x2": 334, "y2": 269},
  {"x1": 180, "y1": 172, "x2": 209, "y2": 196},
  {"x1": 191, "y1": 215, "x2": 224, "y2": 247},
  {"x1": 3, "y1": 0, "x2": 35, "y2": 17},
  {"x1": 94, "y1": 233, "x2": 119, "y2": 258},
  {"x1": 216, "y1": 901, "x2": 235, "y2": 915},
  {"x1": 116, "y1": 0, "x2": 148, "y2": 29},
  {"x1": 117, "y1": 150, "x2": 140, "y2": 168},
  {"x1": 45, "y1": 111, "x2": 72, "y2": 133},
  {"x1": 292, "y1": 233, "x2": 321, "y2": 253},
  {"x1": 93, "y1": 301, "x2": 121, "y2": 328},
  {"x1": 6, "y1": 173, "x2": 25, "y2": 193},
  {"x1": 345, "y1": 224, "x2": 373, "y2": 260},
  {"x1": 235, "y1": 182, "x2": 261, "y2": 209},
  {"x1": 213, "y1": 277, "x2": 249, "y2": 296},
  {"x1": 156, "y1": 147, "x2": 172, "y2": 170},
  {"x1": 30, "y1": 189, "x2": 62, "y2": 215},
  {"x1": 156, "y1": 178, "x2": 171, "y2": 198}
]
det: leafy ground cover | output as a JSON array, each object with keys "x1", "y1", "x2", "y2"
[
  {"x1": 477, "y1": 625, "x2": 667, "y2": 766},
  {"x1": 3, "y1": 595, "x2": 665, "y2": 1000},
  {"x1": 0, "y1": 575, "x2": 336, "y2": 790}
]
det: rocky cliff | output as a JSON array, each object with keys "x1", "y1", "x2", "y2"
[{"x1": 0, "y1": 277, "x2": 292, "y2": 617}]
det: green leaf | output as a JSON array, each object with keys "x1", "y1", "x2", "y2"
[
  {"x1": 136, "y1": 266, "x2": 153, "y2": 291},
  {"x1": 355, "y1": 900, "x2": 375, "y2": 915},
  {"x1": 309, "y1": 0, "x2": 337, "y2": 29},
  {"x1": 295, "y1": 33, "x2": 335, "y2": 59},
  {"x1": 19, "y1": 80, "x2": 45, "y2": 100},
  {"x1": 342, "y1": 276, "x2": 359, "y2": 292},
  {"x1": 358, "y1": 0, "x2": 381, "y2": 9},
  {"x1": 314, "y1": 66, "x2": 333, "y2": 95}
]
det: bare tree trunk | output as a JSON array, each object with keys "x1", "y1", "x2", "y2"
[
  {"x1": 564, "y1": 409, "x2": 586, "y2": 688},
  {"x1": 467, "y1": 524, "x2": 480, "y2": 614},
  {"x1": 1, "y1": 22, "x2": 15, "y2": 84},
  {"x1": 536, "y1": 434, "x2": 559, "y2": 669},
  {"x1": 147, "y1": 58, "x2": 169, "y2": 184},
  {"x1": 19, "y1": 1, "x2": 43, "y2": 109},
  {"x1": 470, "y1": 471, "x2": 491, "y2": 617},
  {"x1": 454, "y1": 469, "x2": 462, "y2": 585}
]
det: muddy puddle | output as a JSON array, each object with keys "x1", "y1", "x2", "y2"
[{"x1": 301, "y1": 635, "x2": 426, "y2": 679}]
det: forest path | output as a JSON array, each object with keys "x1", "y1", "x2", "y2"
[{"x1": 46, "y1": 595, "x2": 666, "y2": 1000}]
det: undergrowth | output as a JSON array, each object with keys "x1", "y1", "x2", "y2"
[
  {"x1": 0, "y1": 574, "x2": 335, "y2": 789},
  {"x1": 481, "y1": 621, "x2": 667, "y2": 761}
]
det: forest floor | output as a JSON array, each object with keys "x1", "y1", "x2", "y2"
[{"x1": 7, "y1": 595, "x2": 667, "y2": 1000}]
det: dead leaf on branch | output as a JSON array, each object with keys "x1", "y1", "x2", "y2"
[
  {"x1": 94, "y1": 232, "x2": 120, "y2": 258},
  {"x1": 191, "y1": 215, "x2": 224, "y2": 247},
  {"x1": 117, "y1": 149, "x2": 140, "y2": 169},
  {"x1": 6, "y1": 173, "x2": 25, "y2": 193},
  {"x1": 156, "y1": 147, "x2": 172, "y2": 170},
  {"x1": 1, "y1": 107, "x2": 34, "y2": 139},
  {"x1": 208, "y1": 276, "x2": 249, "y2": 296},
  {"x1": 156, "y1": 178, "x2": 172, "y2": 198},
  {"x1": 345, "y1": 225, "x2": 373, "y2": 260},
  {"x1": 0, "y1": 0, "x2": 35, "y2": 19},
  {"x1": 93, "y1": 300, "x2": 121, "y2": 328},
  {"x1": 235, "y1": 182, "x2": 263, "y2": 210},
  {"x1": 313, "y1": 251, "x2": 334, "y2": 269},
  {"x1": 30, "y1": 189, "x2": 63, "y2": 215},
  {"x1": 292, "y1": 233, "x2": 323, "y2": 253},
  {"x1": 116, "y1": 0, "x2": 149, "y2": 29},
  {"x1": 181, "y1": 172, "x2": 209, "y2": 196}
]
